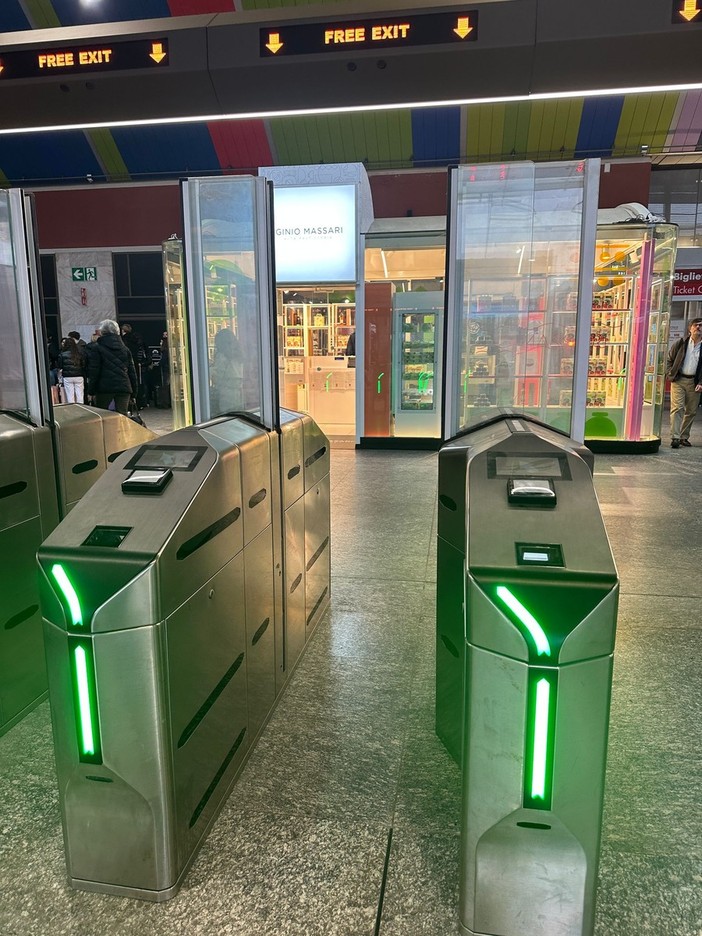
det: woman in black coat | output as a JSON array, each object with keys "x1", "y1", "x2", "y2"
[
  {"x1": 57, "y1": 336, "x2": 87, "y2": 403},
  {"x1": 87, "y1": 319, "x2": 138, "y2": 416}
]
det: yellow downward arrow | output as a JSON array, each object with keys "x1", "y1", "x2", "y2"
[
  {"x1": 266, "y1": 32, "x2": 284, "y2": 53},
  {"x1": 150, "y1": 42, "x2": 167, "y2": 63},
  {"x1": 454, "y1": 16, "x2": 473, "y2": 38},
  {"x1": 680, "y1": 0, "x2": 700, "y2": 20}
]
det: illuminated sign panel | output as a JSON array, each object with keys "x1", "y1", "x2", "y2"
[
  {"x1": 0, "y1": 38, "x2": 169, "y2": 79},
  {"x1": 260, "y1": 11, "x2": 478, "y2": 56},
  {"x1": 672, "y1": 0, "x2": 701, "y2": 23},
  {"x1": 673, "y1": 269, "x2": 702, "y2": 297},
  {"x1": 273, "y1": 184, "x2": 357, "y2": 285}
]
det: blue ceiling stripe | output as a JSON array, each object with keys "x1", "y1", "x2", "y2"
[
  {"x1": 574, "y1": 97, "x2": 625, "y2": 159},
  {"x1": 411, "y1": 107, "x2": 461, "y2": 167},
  {"x1": 49, "y1": 0, "x2": 171, "y2": 26},
  {"x1": 110, "y1": 124, "x2": 219, "y2": 178},
  {"x1": 0, "y1": 131, "x2": 104, "y2": 184},
  {"x1": 0, "y1": 1, "x2": 31, "y2": 31}
]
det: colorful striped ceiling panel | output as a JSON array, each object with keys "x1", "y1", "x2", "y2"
[
  {"x1": 574, "y1": 96, "x2": 625, "y2": 159},
  {"x1": 17, "y1": 0, "x2": 59, "y2": 29},
  {"x1": 411, "y1": 107, "x2": 461, "y2": 167},
  {"x1": 0, "y1": 1, "x2": 31, "y2": 32},
  {"x1": 49, "y1": 0, "x2": 171, "y2": 26},
  {"x1": 110, "y1": 124, "x2": 220, "y2": 178},
  {"x1": 613, "y1": 92, "x2": 680, "y2": 157},
  {"x1": 0, "y1": 131, "x2": 104, "y2": 184},
  {"x1": 208, "y1": 119, "x2": 273, "y2": 171},
  {"x1": 666, "y1": 90, "x2": 702, "y2": 151},
  {"x1": 269, "y1": 112, "x2": 413, "y2": 168}
]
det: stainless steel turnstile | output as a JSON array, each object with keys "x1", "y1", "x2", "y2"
[
  {"x1": 0, "y1": 408, "x2": 154, "y2": 737},
  {"x1": 38, "y1": 411, "x2": 330, "y2": 900},
  {"x1": 435, "y1": 414, "x2": 618, "y2": 936}
]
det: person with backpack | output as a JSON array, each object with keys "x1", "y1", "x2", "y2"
[{"x1": 87, "y1": 319, "x2": 138, "y2": 416}]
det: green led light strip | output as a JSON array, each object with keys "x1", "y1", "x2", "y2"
[
  {"x1": 73, "y1": 645, "x2": 96, "y2": 757},
  {"x1": 495, "y1": 585, "x2": 551, "y2": 657},
  {"x1": 51, "y1": 563, "x2": 83, "y2": 628},
  {"x1": 531, "y1": 677, "x2": 550, "y2": 800}
]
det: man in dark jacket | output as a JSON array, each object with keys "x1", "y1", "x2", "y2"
[
  {"x1": 87, "y1": 319, "x2": 138, "y2": 415},
  {"x1": 667, "y1": 318, "x2": 702, "y2": 448}
]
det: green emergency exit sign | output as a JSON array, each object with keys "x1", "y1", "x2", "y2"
[{"x1": 72, "y1": 266, "x2": 97, "y2": 281}]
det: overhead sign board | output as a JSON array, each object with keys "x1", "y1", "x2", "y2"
[
  {"x1": 273, "y1": 184, "x2": 357, "y2": 285},
  {"x1": 671, "y1": 0, "x2": 701, "y2": 23},
  {"x1": 0, "y1": 38, "x2": 168, "y2": 80},
  {"x1": 673, "y1": 269, "x2": 702, "y2": 297},
  {"x1": 260, "y1": 11, "x2": 478, "y2": 56}
]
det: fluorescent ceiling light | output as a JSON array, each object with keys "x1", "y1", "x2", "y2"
[{"x1": 1, "y1": 81, "x2": 701, "y2": 136}]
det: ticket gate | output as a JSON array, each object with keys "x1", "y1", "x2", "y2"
[
  {"x1": 38, "y1": 410, "x2": 330, "y2": 901},
  {"x1": 0, "y1": 408, "x2": 154, "y2": 737},
  {"x1": 435, "y1": 414, "x2": 618, "y2": 936}
]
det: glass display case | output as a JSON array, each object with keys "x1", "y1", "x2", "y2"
[
  {"x1": 584, "y1": 223, "x2": 677, "y2": 451},
  {"x1": 162, "y1": 238, "x2": 193, "y2": 430},
  {"x1": 445, "y1": 161, "x2": 599, "y2": 438}
]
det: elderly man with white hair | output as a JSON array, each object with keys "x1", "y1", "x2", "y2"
[{"x1": 86, "y1": 319, "x2": 138, "y2": 416}]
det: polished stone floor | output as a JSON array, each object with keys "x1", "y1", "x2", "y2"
[{"x1": 1, "y1": 423, "x2": 701, "y2": 935}]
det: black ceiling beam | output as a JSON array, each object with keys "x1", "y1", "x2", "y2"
[{"x1": 0, "y1": 0, "x2": 699, "y2": 132}]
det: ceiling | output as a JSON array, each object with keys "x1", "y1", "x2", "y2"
[{"x1": 0, "y1": 0, "x2": 700, "y2": 187}]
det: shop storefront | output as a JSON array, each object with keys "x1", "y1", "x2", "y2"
[{"x1": 260, "y1": 165, "x2": 373, "y2": 442}]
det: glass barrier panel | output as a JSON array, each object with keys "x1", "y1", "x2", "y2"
[
  {"x1": 183, "y1": 177, "x2": 271, "y2": 424},
  {"x1": 0, "y1": 192, "x2": 31, "y2": 419}
]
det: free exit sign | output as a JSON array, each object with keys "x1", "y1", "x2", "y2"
[
  {"x1": 72, "y1": 267, "x2": 97, "y2": 282},
  {"x1": 260, "y1": 11, "x2": 478, "y2": 56}
]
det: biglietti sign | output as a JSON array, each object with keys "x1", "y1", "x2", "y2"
[{"x1": 673, "y1": 269, "x2": 702, "y2": 297}]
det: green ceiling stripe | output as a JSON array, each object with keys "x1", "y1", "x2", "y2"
[
  {"x1": 466, "y1": 104, "x2": 495, "y2": 159},
  {"x1": 547, "y1": 98, "x2": 584, "y2": 159},
  {"x1": 527, "y1": 101, "x2": 548, "y2": 158},
  {"x1": 562, "y1": 98, "x2": 585, "y2": 158},
  {"x1": 651, "y1": 92, "x2": 680, "y2": 151},
  {"x1": 21, "y1": 0, "x2": 61, "y2": 29},
  {"x1": 501, "y1": 103, "x2": 520, "y2": 156},
  {"x1": 489, "y1": 105, "x2": 506, "y2": 160},
  {"x1": 268, "y1": 112, "x2": 411, "y2": 168},
  {"x1": 614, "y1": 93, "x2": 679, "y2": 154},
  {"x1": 85, "y1": 129, "x2": 131, "y2": 182},
  {"x1": 513, "y1": 102, "x2": 532, "y2": 157}
]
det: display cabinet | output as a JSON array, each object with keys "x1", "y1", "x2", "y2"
[
  {"x1": 393, "y1": 291, "x2": 443, "y2": 437},
  {"x1": 332, "y1": 303, "x2": 355, "y2": 355},
  {"x1": 162, "y1": 238, "x2": 193, "y2": 430},
  {"x1": 281, "y1": 302, "x2": 354, "y2": 357},
  {"x1": 584, "y1": 222, "x2": 677, "y2": 452}
]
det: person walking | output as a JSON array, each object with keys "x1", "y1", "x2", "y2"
[
  {"x1": 57, "y1": 336, "x2": 87, "y2": 403},
  {"x1": 667, "y1": 317, "x2": 702, "y2": 448},
  {"x1": 87, "y1": 319, "x2": 138, "y2": 416}
]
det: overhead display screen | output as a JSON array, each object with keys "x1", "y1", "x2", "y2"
[
  {"x1": 260, "y1": 11, "x2": 478, "y2": 56},
  {"x1": 0, "y1": 38, "x2": 169, "y2": 80},
  {"x1": 273, "y1": 184, "x2": 357, "y2": 285}
]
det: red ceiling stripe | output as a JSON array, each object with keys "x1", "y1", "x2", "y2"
[
  {"x1": 208, "y1": 120, "x2": 273, "y2": 172},
  {"x1": 166, "y1": 1, "x2": 236, "y2": 14}
]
